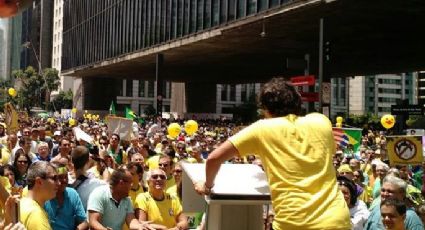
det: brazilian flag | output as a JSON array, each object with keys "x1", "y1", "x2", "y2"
[{"x1": 125, "y1": 107, "x2": 137, "y2": 120}]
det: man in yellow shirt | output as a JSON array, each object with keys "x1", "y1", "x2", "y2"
[
  {"x1": 195, "y1": 78, "x2": 351, "y2": 230},
  {"x1": 20, "y1": 161, "x2": 59, "y2": 229},
  {"x1": 135, "y1": 169, "x2": 187, "y2": 229}
]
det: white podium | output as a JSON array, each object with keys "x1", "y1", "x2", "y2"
[{"x1": 182, "y1": 163, "x2": 271, "y2": 230}]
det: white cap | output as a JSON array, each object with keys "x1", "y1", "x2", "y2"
[{"x1": 54, "y1": 131, "x2": 61, "y2": 136}]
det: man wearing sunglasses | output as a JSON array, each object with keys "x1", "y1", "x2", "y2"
[
  {"x1": 19, "y1": 161, "x2": 59, "y2": 229},
  {"x1": 135, "y1": 169, "x2": 188, "y2": 230}
]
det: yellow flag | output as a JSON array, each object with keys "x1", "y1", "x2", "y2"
[{"x1": 387, "y1": 136, "x2": 423, "y2": 166}]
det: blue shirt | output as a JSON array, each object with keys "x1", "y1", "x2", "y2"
[
  {"x1": 44, "y1": 187, "x2": 86, "y2": 230},
  {"x1": 365, "y1": 202, "x2": 424, "y2": 230},
  {"x1": 87, "y1": 185, "x2": 134, "y2": 230}
]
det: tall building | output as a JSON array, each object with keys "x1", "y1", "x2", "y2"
[
  {"x1": 333, "y1": 73, "x2": 418, "y2": 118},
  {"x1": 51, "y1": 0, "x2": 73, "y2": 94},
  {"x1": 0, "y1": 19, "x2": 11, "y2": 80},
  {"x1": 418, "y1": 71, "x2": 425, "y2": 106}
]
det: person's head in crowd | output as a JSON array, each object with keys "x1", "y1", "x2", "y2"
[
  {"x1": 98, "y1": 136, "x2": 108, "y2": 149},
  {"x1": 99, "y1": 149, "x2": 115, "y2": 169},
  {"x1": 232, "y1": 156, "x2": 244, "y2": 164},
  {"x1": 252, "y1": 158, "x2": 264, "y2": 171},
  {"x1": 158, "y1": 155, "x2": 173, "y2": 178},
  {"x1": 376, "y1": 162, "x2": 389, "y2": 180},
  {"x1": 353, "y1": 169, "x2": 365, "y2": 186},
  {"x1": 7, "y1": 133, "x2": 18, "y2": 150},
  {"x1": 163, "y1": 145, "x2": 176, "y2": 159},
  {"x1": 188, "y1": 146, "x2": 202, "y2": 160},
  {"x1": 36, "y1": 142, "x2": 50, "y2": 160},
  {"x1": 108, "y1": 166, "x2": 133, "y2": 201},
  {"x1": 26, "y1": 161, "x2": 59, "y2": 202},
  {"x1": 127, "y1": 162, "x2": 144, "y2": 188},
  {"x1": 337, "y1": 164, "x2": 354, "y2": 180},
  {"x1": 246, "y1": 155, "x2": 256, "y2": 164},
  {"x1": 1, "y1": 165, "x2": 16, "y2": 186},
  {"x1": 416, "y1": 204, "x2": 425, "y2": 226},
  {"x1": 387, "y1": 168, "x2": 400, "y2": 178},
  {"x1": 337, "y1": 176, "x2": 358, "y2": 208},
  {"x1": 380, "y1": 199, "x2": 407, "y2": 230},
  {"x1": 20, "y1": 137, "x2": 32, "y2": 154},
  {"x1": 59, "y1": 138, "x2": 71, "y2": 156},
  {"x1": 173, "y1": 162, "x2": 183, "y2": 185},
  {"x1": 71, "y1": 146, "x2": 91, "y2": 173},
  {"x1": 30, "y1": 127, "x2": 39, "y2": 140},
  {"x1": 349, "y1": 159, "x2": 361, "y2": 171},
  {"x1": 63, "y1": 127, "x2": 74, "y2": 140},
  {"x1": 381, "y1": 175, "x2": 407, "y2": 203},
  {"x1": 175, "y1": 141, "x2": 186, "y2": 156},
  {"x1": 55, "y1": 164, "x2": 69, "y2": 195},
  {"x1": 38, "y1": 126, "x2": 46, "y2": 140},
  {"x1": 333, "y1": 156, "x2": 341, "y2": 169},
  {"x1": 0, "y1": 123, "x2": 6, "y2": 137},
  {"x1": 130, "y1": 153, "x2": 144, "y2": 166},
  {"x1": 109, "y1": 133, "x2": 120, "y2": 149},
  {"x1": 22, "y1": 127, "x2": 31, "y2": 138},
  {"x1": 13, "y1": 149, "x2": 31, "y2": 177},
  {"x1": 53, "y1": 130, "x2": 62, "y2": 142},
  {"x1": 147, "y1": 168, "x2": 167, "y2": 193},
  {"x1": 258, "y1": 77, "x2": 302, "y2": 118},
  {"x1": 57, "y1": 156, "x2": 73, "y2": 173},
  {"x1": 394, "y1": 165, "x2": 409, "y2": 181}
]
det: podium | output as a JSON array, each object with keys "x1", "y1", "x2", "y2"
[{"x1": 182, "y1": 163, "x2": 271, "y2": 230}]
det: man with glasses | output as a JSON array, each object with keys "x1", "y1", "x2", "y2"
[
  {"x1": 44, "y1": 165, "x2": 88, "y2": 230},
  {"x1": 87, "y1": 166, "x2": 150, "y2": 230},
  {"x1": 158, "y1": 155, "x2": 177, "y2": 196},
  {"x1": 135, "y1": 169, "x2": 188, "y2": 230},
  {"x1": 365, "y1": 175, "x2": 423, "y2": 230},
  {"x1": 20, "y1": 161, "x2": 59, "y2": 229}
]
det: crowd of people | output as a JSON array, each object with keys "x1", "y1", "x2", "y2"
[{"x1": 0, "y1": 77, "x2": 423, "y2": 230}]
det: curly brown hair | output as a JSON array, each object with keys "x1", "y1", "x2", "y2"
[{"x1": 258, "y1": 77, "x2": 302, "y2": 117}]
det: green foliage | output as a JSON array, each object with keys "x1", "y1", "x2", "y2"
[
  {"x1": 12, "y1": 66, "x2": 60, "y2": 112},
  {"x1": 347, "y1": 113, "x2": 380, "y2": 127},
  {"x1": 48, "y1": 90, "x2": 73, "y2": 111}
]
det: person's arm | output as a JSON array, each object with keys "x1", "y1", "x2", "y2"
[
  {"x1": 194, "y1": 141, "x2": 239, "y2": 195},
  {"x1": 76, "y1": 221, "x2": 89, "y2": 230},
  {"x1": 88, "y1": 211, "x2": 109, "y2": 230},
  {"x1": 170, "y1": 212, "x2": 188, "y2": 230}
]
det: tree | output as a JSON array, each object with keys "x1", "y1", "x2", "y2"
[
  {"x1": 12, "y1": 66, "x2": 60, "y2": 112},
  {"x1": 49, "y1": 90, "x2": 73, "y2": 111}
]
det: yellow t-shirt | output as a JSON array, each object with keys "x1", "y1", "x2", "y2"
[
  {"x1": 134, "y1": 192, "x2": 182, "y2": 228},
  {"x1": 129, "y1": 184, "x2": 145, "y2": 205},
  {"x1": 165, "y1": 177, "x2": 177, "y2": 196},
  {"x1": 229, "y1": 113, "x2": 351, "y2": 230},
  {"x1": 20, "y1": 197, "x2": 52, "y2": 230},
  {"x1": 0, "y1": 147, "x2": 10, "y2": 166}
]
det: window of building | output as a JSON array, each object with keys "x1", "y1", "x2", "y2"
[
  {"x1": 221, "y1": 84, "x2": 228, "y2": 101},
  {"x1": 126, "y1": 79, "x2": 133, "y2": 97},
  {"x1": 139, "y1": 81, "x2": 145, "y2": 97},
  {"x1": 229, "y1": 84, "x2": 236, "y2": 101},
  {"x1": 147, "y1": 81, "x2": 155, "y2": 98},
  {"x1": 240, "y1": 84, "x2": 247, "y2": 102}
]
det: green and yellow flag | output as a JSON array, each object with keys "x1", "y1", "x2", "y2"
[{"x1": 125, "y1": 107, "x2": 137, "y2": 120}]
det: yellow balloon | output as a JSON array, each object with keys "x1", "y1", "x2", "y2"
[
  {"x1": 381, "y1": 114, "x2": 395, "y2": 129},
  {"x1": 8, "y1": 88, "x2": 16, "y2": 97},
  {"x1": 336, "y1": 116, "x2": 343, "y2": 124},
  {"x1": 69, "y1": 118, "x2": 76, "y2": 126},
  {"x1": 87, "y1": 114, "x2": 92, "y2": 120},
  {"x1": 71, "y1": 108, "x2": 77, "y2": 114},
  {"x1": 336, "y1": 122, "x2": 342, "y2": 128},
  {"x1": 167, "y1": 123, "x2": 181, "y2": 138},
  {"x1": 185, "y1": 120, "x2": 199, "y2": 136}
]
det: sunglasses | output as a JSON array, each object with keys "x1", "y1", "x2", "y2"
[
  {"x1": 158, "y1": 163, "x2": 170, "y2": 167},
  {"x1": 174, "y1": 169, "x2": 182, "y2": 173},
  {"x1": 17, "y1": 160, "x2": 28, "y2": 164},
  {"x1": 151, "y1": 174, "x2": 166, "y2": 180}
]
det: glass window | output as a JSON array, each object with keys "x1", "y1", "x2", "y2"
[
  {"x1": 139, "y1": 81, "x2": 145, "y2": 97},
  {"x1": 229, "y1": 84, "x2": 236, "y2": 101},
  {"x1": 126, "y1": 79, "x2": 133, "y2": 97},
  {"x1": 221, "y1": 84, "x2": 228, "y2": 101},
  {"x1": 148, "y1": 81, "x2": 155, "y2": 98}
]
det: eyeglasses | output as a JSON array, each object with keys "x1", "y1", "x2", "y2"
[
  {"x1": 17, "y1": 160, "x2": 28, "y2": 164},
  {"x1": 151, "y1": 174, "x2": 166, "y2": 180},
  {"x1": 174, "y1": 169, "x2": 182, "y2": 173},
  {"x1": 158, "y1": 163, "x2": 170, "y2": 167}
]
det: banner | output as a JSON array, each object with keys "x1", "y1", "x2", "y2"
[
  {"x1": 332, "y1": 127, "x2": 362, "y2": 152},
  {"x1": 386, "y1": 136, "x2": 423, "y2": 166},
  {"x1": 105, "y1": 116, "x2": 133, "y2": 141},
  {"x1": 4, "y1": 103, "x2": 19, "y2": 134}
]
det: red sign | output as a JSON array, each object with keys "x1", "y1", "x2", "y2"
[
  {"x1": 300, "y1": 92, "x2": 319, "y2": 102},
  {"x1": 290, "y1": 75, "x2": 316, "y2": 86}
]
